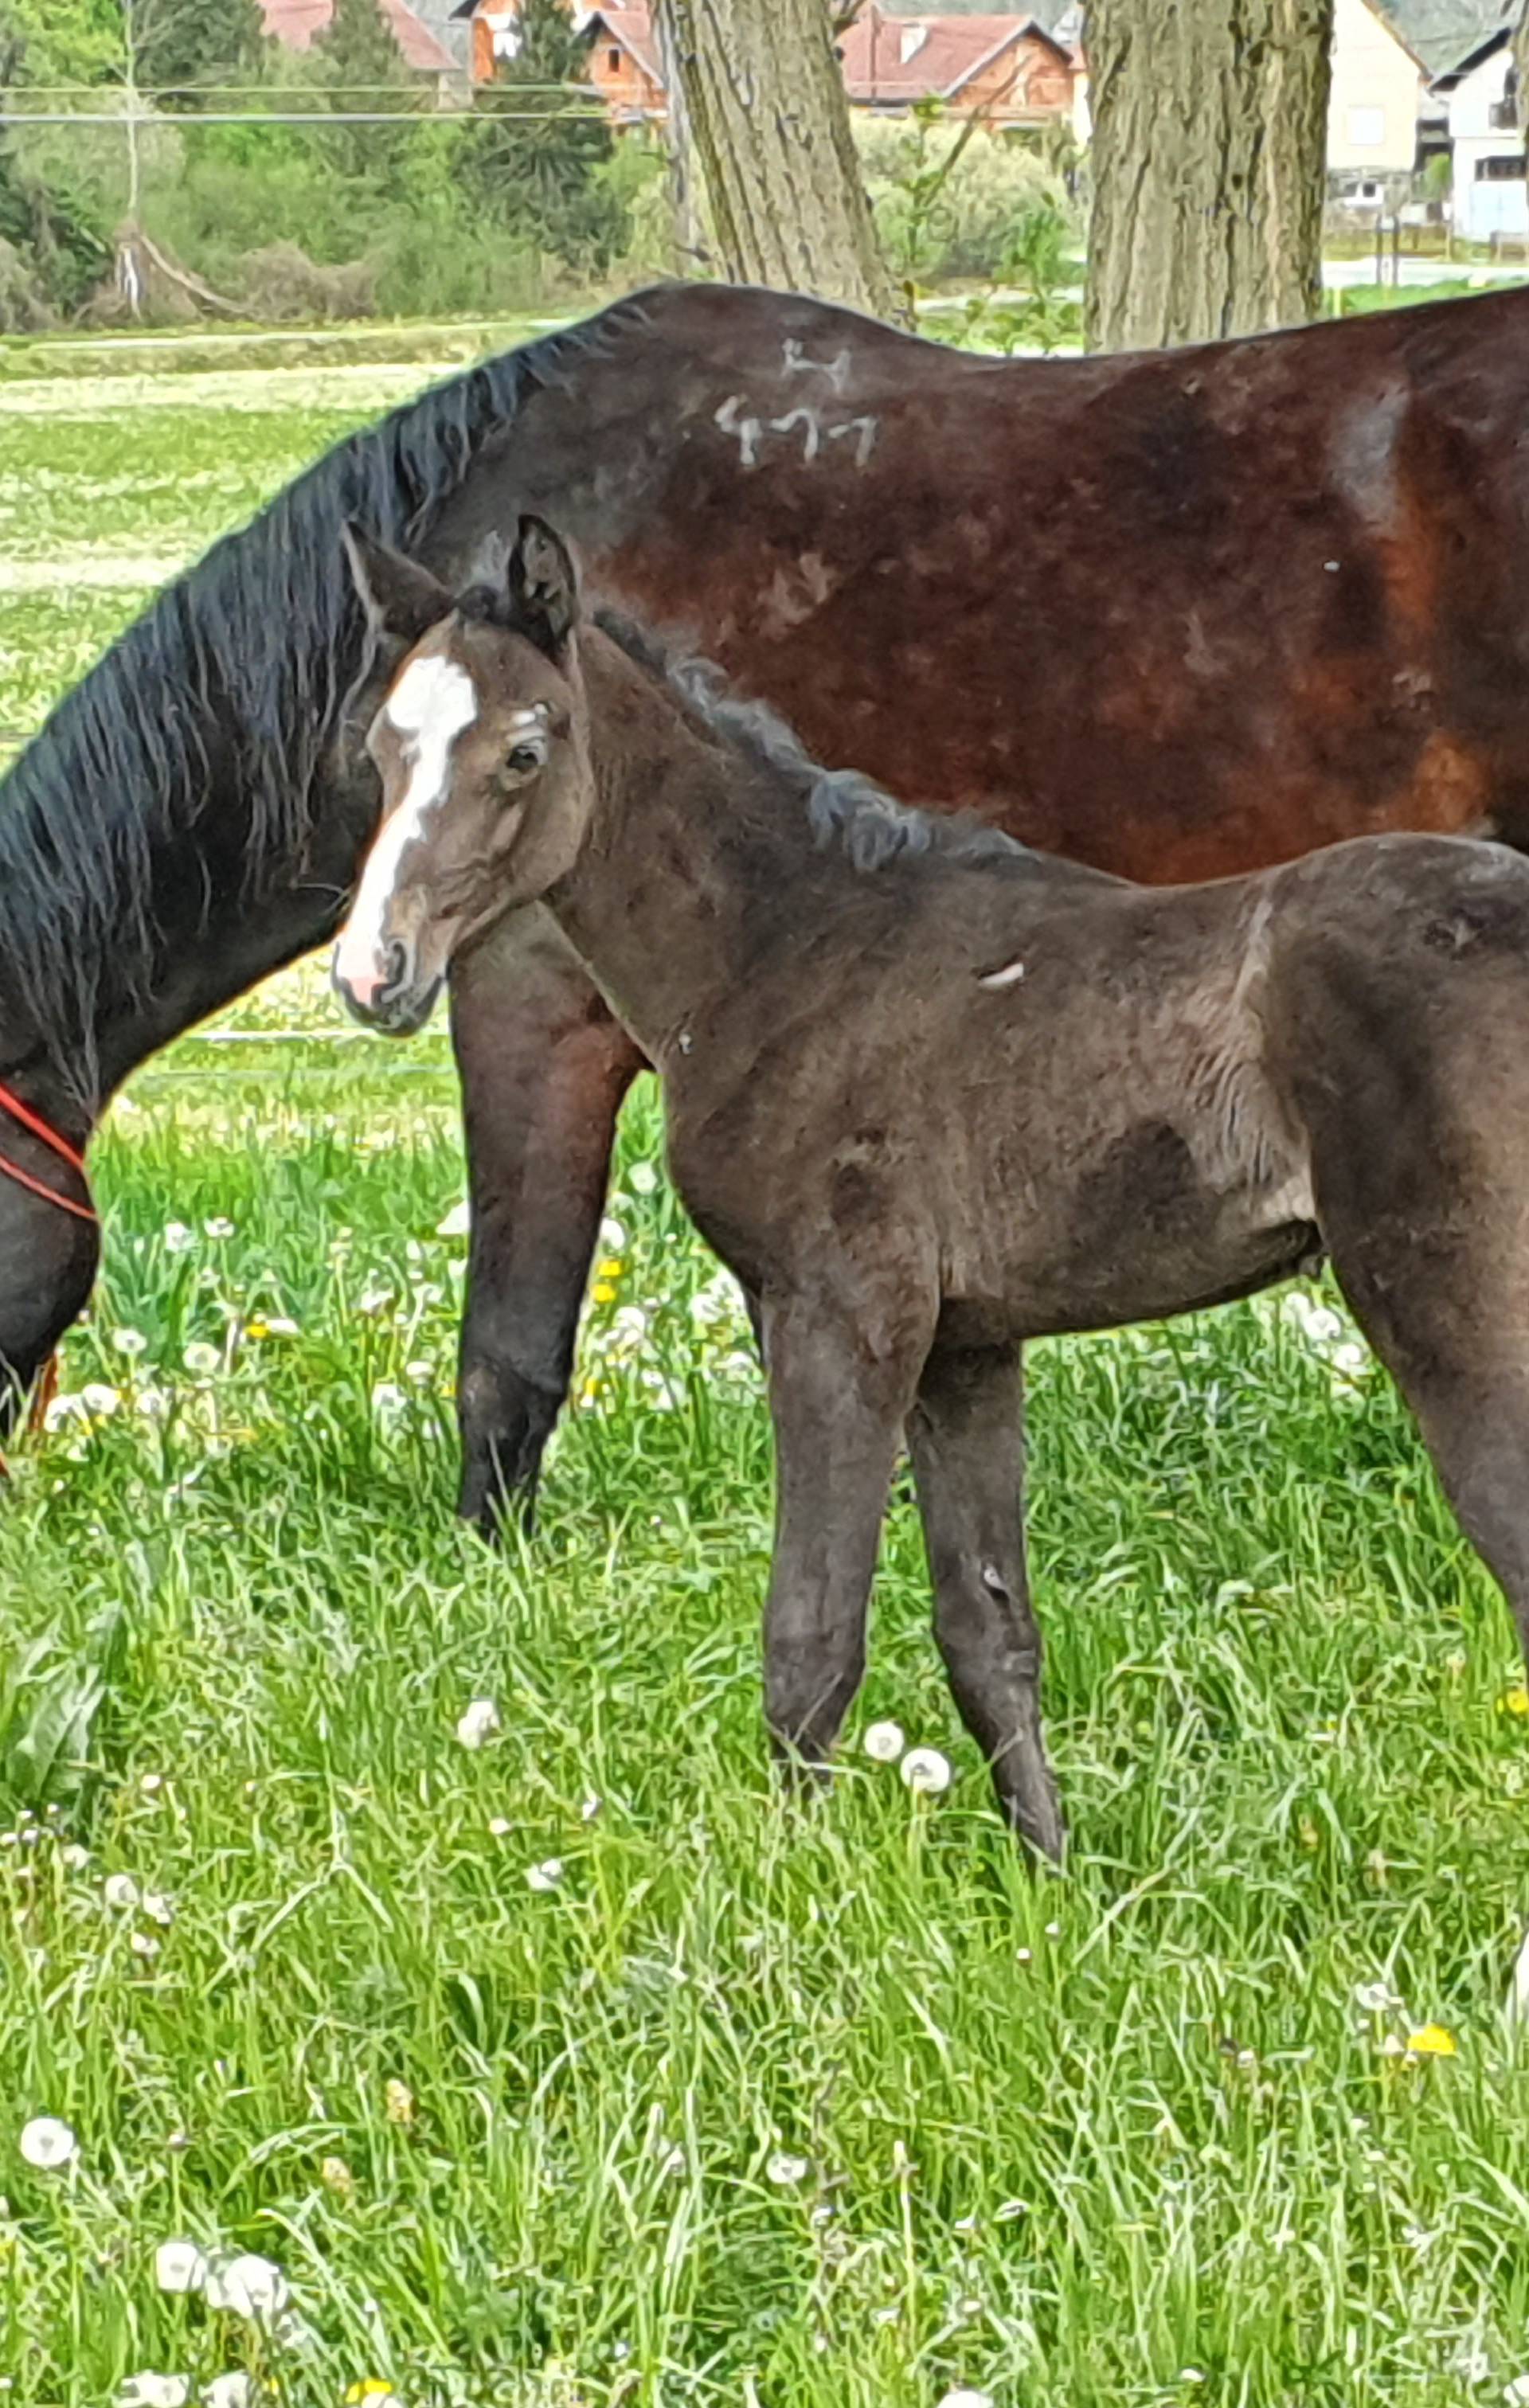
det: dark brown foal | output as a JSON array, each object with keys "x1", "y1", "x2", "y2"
[{"x1": 331, "y1": 519, "x2": 1529, "y2": 1859}]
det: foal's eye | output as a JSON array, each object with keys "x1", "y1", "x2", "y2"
[{"x1": 506, "y1": 740, "x2": 545, "y2": 776}]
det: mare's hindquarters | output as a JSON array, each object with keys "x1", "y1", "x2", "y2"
[{"x1": 1269, "y1": 856, "x2": 1529, "y2": 1662}]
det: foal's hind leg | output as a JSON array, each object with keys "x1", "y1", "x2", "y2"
[
  {"x1": 0, "y1": 1173, "x2": 99, "y2": 1451},
  {"x1": 908, "y1": 1343, "x2": 1064, "y2": 1862}
]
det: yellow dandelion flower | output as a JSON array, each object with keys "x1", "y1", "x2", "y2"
[
  {"x1": 596, "y1": 1256, "x2": 624, "y2": 1281},
  {"x1": 244, "y1": 1319, "x2": 270, "y2": 1341},
  {"x1": 591, "y1": 1282, "x2": 617, "y2": 1306},
  {"x1": 344, "y1": 2383, "x2": 396, "y2": 2405},
  {"x1": 1500, "y1": 1686, "x2": 1529, "y2": 1717},
  {"x1": 578, "y1": 1378, "x2": 601, "y2": 1408},
  {"x1": 1406, "y1": 2023, "x2": 1457, "y2": 2058}
]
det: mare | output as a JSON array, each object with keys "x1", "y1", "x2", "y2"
[
  {"x1": 334, "y1": 517, "x2": 1529, "y2": 1859},
  {"x1": 8, "y1": 283, "x2": 1529, "y2": 1526}
]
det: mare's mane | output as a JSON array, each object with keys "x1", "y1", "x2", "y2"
[
  {"x1": 592, "y1": 608, "x2": 1034, "y2": 876},
  {"x1": 0, "y1": 299, "x2": 653, "y2": 1082}
]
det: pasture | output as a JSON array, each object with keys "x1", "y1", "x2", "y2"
[{"x1": 3, "y1": 330, "x2": 1529, "y2": 2408}]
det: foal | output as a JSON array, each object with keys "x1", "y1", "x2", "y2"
[{"x1": 334, "y1": 518, "x2": 1529, "y2": 1861}]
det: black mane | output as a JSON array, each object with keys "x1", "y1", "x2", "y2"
[
  {"x1": 592, "y1": 607, "x2": 1032, "y2": 876},
  {"x1": 0, "y1": 297, "x2": 652, "y2": 1089}
]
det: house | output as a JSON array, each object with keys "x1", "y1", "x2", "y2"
[
  {"x1": 258, "y1": 0, "x2": 463, "y2": 96},
  {"x1": 572, "y1": 8, "x2": 667, "y2": 124},
  {"x1": 837, "y1": 6, "x2": 1081, "y2": 132},
  {"x1": 1327, "y1": 0, "x2": 1427, "y2": 203},
  {"x1": 1433, "y1": 21, "x2": 1526, "y2": 244}
]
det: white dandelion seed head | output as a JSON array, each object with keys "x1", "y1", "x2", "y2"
[
  {"x1": 1504, "y1": 2379, "x2": 1529, "y2": 2408},
  {"x1": 154, "y1": 2237, "x2": 208, "y2": 2296},
  {"x1": 136, "y1": 1386, "x2": 171, "y2": 1421},
  {"x1": 599, "y1": 1215, "x2": 627, "y2": 1251},
  {"x1": 202, "y1": 2378, "x2": 253, "y2": 2408},
  {"x1": 436, "y1": 1200, "x2": 471, "y2": 1238},
  {"x1": 581, "y1": 1794, "x2": 603, "y2": 1822},
  {"x1": 935, "y1": 2390, "x2": 994, "y2": 2408},
  {"x1": 862, "y1": 1719, "x2": 905, "y2": 1765},
  {"x1": 526, "y1": 1858, "x2": 565, "y2": 1893},
  {"x1": 487, "y1": 1816, "x2": 511, "y2": 1838},
  {"x1": 162, "y1": 1222, "x2": 195, "y2": 1254},
  {"x1": 264, "y1": 1315, "x2": 299, "y2": 1337},
  {"x1": 628, "y1": 1162, "x2": 659, "y2": 1194},
  {"x1": 80, "y1": 1382, "x2": 120, "y2": 1417},
  {"x1": 901, "y1": 1746, "x2": 952, "y2": 1796},
  {"x1": 1354, "y1": 1979, "x2": 1403, "y2": 2015},
  {"x1": 117, "y1": 2375, "x2": 191, "y2": 2408},
  {"x1": 111, "y1": 1327, "x2": 148, "y2": 1358},
  {"x1": 104, "y1": 1872, "x2": 141, "y2": 1912},
  {"x1": 142, "y1": 1890, "x2": 174, "y2": 1927},
  {"x1": 454, "y1": 1698, "x2": 500, "y2": 1751},
  {"x1": 18, "y1": 2116, "x2": 76, "y2": 2169},
  {"x1": 203, "y1": 2250, "x2": 289, "y2": 2320},
  {"x1": 129, "y1": 1930, "x2": 160, "y2": 1959},
  {"x1": 765, "y1": 2150, "x2": 808, "y2": 2186},
  {"x1": 182, "y1": 1342, "x2": 220, "y2": 1377}
]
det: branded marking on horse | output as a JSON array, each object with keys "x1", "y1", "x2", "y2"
[
  {"x1": 717, "y1": 394, "x2": 879, "y2": 472},
  {"x1": 335, "y1": 653, "x2": 478, "y2": 1001},
  {"x1": 781, "y1": 339, "x2": 851, "y2": 392}
]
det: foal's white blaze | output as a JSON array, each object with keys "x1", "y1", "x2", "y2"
[{"x1": 335, "y1": 653, "x2": 479, "y2": 1005}]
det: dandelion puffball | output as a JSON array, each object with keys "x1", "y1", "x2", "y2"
[
  {"x1": 454, "y1": 1697, "x2": 500, "y2": 1750},
  {"x1": 863, "y1": 1719, "x2": 905, "y2": 1764},
  {"x1": 154, "y1": 2238, "x2": 208, "y2": 2295},
  {"x1": 18, "y1": 2116, "x2": 76, "y2": 2170},
  {"x1": 203, "y1": 2379, "x2": 254, "y2": 2408},
  {"x1": 901, "y1": 1746, "x2": 952, "y2": 1796},
  {"x1": 104, "y1": 1872, "x2": 141, "y2": 1911},
  {"x1": 203, "y1": 2251, "x2": 289, "y2": 2320},
  {"x1": 118, "y1": 2377, "x2": 191, "y2": 2408},
  {"x1": 765, "y1": 2151, "x2": 808, "y2": 2186},
  {"x1": 526, "y1": 1858, "x2": 564, "y2": 1892},
  {"x1": 936, "y1": 2390, "x2": 994, "y2": 2408}
]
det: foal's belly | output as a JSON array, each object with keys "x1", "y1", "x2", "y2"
[{"x1": 940, "y1": 1113, "x2": 1321, "y2": 1344}]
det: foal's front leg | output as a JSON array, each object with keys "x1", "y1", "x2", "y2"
[
  {"x1": 761, "y1": 1292, "x2": 931, "y2": 1770},
  {"x1": 908, "y1": 1343, "x2": 1064, "y2": 1863}
]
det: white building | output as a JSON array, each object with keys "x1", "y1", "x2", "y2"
[
  {"x1": 1435, "y1": 25, "x2": 1527, "y2": 244},
  {"x1": 1328, "y1": 0, "x2": 1427, "y2": 202}
]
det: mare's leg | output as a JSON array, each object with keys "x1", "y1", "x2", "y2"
[
  {"x1": 0, "y1": 1172, "x2": 100, "y2": 1446},
  {"x1": 448, "y1": 909, "x2": 643, "y2": 1533},
  {"x1": 761, "y1": 1289, "x2": 933, "y2": 1768},
  {"x1": 907, "y1": 1341, "x2": 1064, "y2": 1862}
]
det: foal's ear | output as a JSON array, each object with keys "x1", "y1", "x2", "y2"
[
  {"x1": 507, "y1": 515, "x2": 580, "y2": 659},
  {"x1": 342, "y1": 522, "x2": 453, "y2": 653}
]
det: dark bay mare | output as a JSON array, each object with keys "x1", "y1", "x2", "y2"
[
  {"x1": 331, "y1": 516, "x2": 1529, "y2": 1857},
  {"x1": 10, "y1": 283, "x2": 1529, "y2": 1524}
]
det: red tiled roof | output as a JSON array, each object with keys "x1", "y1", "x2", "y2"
[
  {"x1": 260, "y1": 0, "x2": 456, "y2": 76},
  {"x1": 839, "y1": 7, "x2": 1070, "y2": 106},
  {"x1": 580, "y1": 6, "x2": 663, "y2": 84}
]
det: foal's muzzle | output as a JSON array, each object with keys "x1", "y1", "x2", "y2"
[{"x1": 330, "y1": 939, "x2": 441, "y2": 1036}]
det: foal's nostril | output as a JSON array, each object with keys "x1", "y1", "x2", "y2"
[{"x1": 379, "y1": 938, "x2": 409, "y2": 1000}]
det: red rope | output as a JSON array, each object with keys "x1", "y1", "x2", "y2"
[
  {"x1": 0, "y1": 1081, "x2": 95, "y2": 1223},
  {"x1": 0, "y1": 1087, "x2": 94, "y2": 1476}
]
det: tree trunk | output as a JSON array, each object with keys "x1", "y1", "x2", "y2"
[
  {"x1": 655, "y1": 0, "x2": 896, "y2": 318},
  {"x1": 1085, "y1": 0, "x2": 1333, "y2": 351}
]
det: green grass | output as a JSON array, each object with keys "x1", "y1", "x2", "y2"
[{"x1": 4, "y1": 328, "x2": 1529, "y2": 2408}]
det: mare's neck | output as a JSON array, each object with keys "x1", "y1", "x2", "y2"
[{"x1": 546, "y1": 634, "x2": 811, "y2": 1065}]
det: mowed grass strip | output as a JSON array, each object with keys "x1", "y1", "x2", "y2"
[{"x1": 3, "y1": 335, "x2": 1529, "y2": 2408}]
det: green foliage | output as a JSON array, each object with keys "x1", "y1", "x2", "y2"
[
  {"x1": 856, "y1": 104, "x2": 1078, "y2": 286},
  {"x1": 0, "y1": 0, "x2": 123, "y2": 84},
  {"x1": 134, "y1": 0, "x2": 271, "y2": 103},
  {"x1": 461, "y1": 0, "x2": 626, "y2": 272}
]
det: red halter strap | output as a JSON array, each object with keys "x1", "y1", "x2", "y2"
[{"x1": 0, "y1": 1082, "x2": 96, "y2": 1224}]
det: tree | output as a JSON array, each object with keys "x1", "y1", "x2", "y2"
[
  {"x1": 133, "y1": 0, "x2": 269, "y2": 103},
  {"x1": 655, "y1": 0, "x2": 896, "y2": 316},
  {"x1": 1085, "y1": 0, "x2": 1333, "y2": 351},
  {"x1": 312, "y1": 0, "x2": 415, "y2": 182},
  {"x1": 461, "y1": 0, "x2": 625, "y2": 272}
]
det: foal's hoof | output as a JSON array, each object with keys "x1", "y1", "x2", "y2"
[{"x1": 1003, "y1": 1792, "x2": 1066, "y2": 1869}]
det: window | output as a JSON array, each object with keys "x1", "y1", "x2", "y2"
[
  {"x1": 1477, "y1": 153, "x2": 1527, "y2": 180},
  {"x1": 608, "y1": 45, "x2": 620, "y2": 70},
  {"x1": 1346, "y1": 106, "x2": 1384, "y2": 147}
]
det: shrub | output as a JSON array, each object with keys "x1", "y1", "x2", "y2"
[{"x1": 855, "y1": 107, "x2": 1077, "y2": 285}]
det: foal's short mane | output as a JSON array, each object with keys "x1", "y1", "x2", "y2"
[
  {"x1": 593, "y1": 608, "x2": 1034, "y2": 876},
  {"x1": 0, "y1": 299, "x2": 652, "y2": 1087}
]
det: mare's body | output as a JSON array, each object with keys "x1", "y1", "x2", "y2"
[
  {"x1": 332, "y1": 524, "x2": 1529, "y2": 1858},
  {"x1": 9, "y1": 283, "x2": 1529, "y2": 1521}
]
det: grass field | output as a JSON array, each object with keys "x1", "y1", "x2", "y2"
[{"x1": 6, "y1": 324, "x2": 1529, "y2": 2408}]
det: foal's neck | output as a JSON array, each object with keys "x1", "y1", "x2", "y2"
[{"x1": 546, "y1": 632, "x2": 825, "y2": 1065}]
